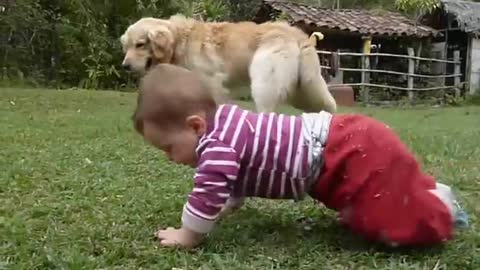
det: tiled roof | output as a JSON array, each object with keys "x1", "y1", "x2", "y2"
[{"x1": 259, "y1": 0, "x2": 440, "y2": 38}]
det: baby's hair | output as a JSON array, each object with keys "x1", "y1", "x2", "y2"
[{"x1": 132, "y1": 64, "x2": 217, "y2": 134}]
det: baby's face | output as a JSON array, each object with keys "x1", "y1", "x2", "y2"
[{"x1": 142, "y1": 122, "x2": 200, "y2": 167}]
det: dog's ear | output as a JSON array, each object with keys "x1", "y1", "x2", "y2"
[{"x1": 147, "y1": 27, "x2": 174, "y2": 62}]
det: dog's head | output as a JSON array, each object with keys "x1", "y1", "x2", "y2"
[{"x1": 120, "y1": 18, "x2": 176, "y2": 75}]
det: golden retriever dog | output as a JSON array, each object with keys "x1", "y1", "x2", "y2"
[{"x1": 120, "y1": 15, "x2": 337, "y2": 113}]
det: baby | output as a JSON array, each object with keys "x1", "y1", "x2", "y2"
[{"x1": 132, "y1": 64, "x2": 468, "y2": 249}]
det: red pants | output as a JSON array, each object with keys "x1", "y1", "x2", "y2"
[{"x1": 309, "y1": 114, "x2": 453, "y2": 246}]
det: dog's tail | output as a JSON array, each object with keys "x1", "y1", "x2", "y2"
[{"x1": 294, "y1": 33, "x2": 337, "y2": 113}]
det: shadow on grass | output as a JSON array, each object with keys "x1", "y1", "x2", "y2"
[{"x1": 202, "y1": 205, "x2": 447, "y2": 256}]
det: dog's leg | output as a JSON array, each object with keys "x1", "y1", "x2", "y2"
[
  {"x1": 292, "y1": 45, "x2": 337, "y2": 113},
  {"x1": 249, "y1": 43, "x2": 300, "y2": 113}
]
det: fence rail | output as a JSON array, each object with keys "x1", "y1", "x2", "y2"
[
  {"x1": 320, "y1": 66, "x2": 462, "y2": 79},
  {"x1": 317, "y1": 48, "x2": 463, "y2": 103},
  {"x1": 317, "y1": 50, "x2": 461, "y2": 64},
  {"x1": 328, "y1": 83, "x2": 463, "y2": 91}
]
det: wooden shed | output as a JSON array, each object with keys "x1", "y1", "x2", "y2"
[
  {"x1": 422, "y1": 0, "x2": 480, "y2": 95},
  {"x1": 253, "y1": 0, "x2": 439, "y2": 81},
  {"x1": 254, "y1": 0, "x2": 439, "y2": 52},
  {"x1": 253, "y1": 0, "x2": 442, "y2": 104}
]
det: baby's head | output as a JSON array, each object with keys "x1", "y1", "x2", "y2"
[{"x1": 132, "y1": 64, "x2": 217, "y2": 166}]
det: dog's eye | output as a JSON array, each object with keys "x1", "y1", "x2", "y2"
[{"x1": 136, "y1": 43, "x2": 145, "y2": 48}]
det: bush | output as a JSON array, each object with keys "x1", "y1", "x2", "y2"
[{"x1": 1, "y1": 0, "x2": 243, "y2": 90}]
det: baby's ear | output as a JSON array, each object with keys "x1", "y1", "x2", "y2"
[{"x1": 185, "y1": 115, "x2": 207, "y2": 136}]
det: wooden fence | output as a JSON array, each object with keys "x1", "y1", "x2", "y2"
[{"x1": 317, "y1": 48, "x2": 463, "y2": 103}]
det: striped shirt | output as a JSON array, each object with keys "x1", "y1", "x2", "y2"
[{"x1": 182, "y1": 104, "x2": 311, "y2": 233}]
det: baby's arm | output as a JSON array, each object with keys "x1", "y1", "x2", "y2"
[
  {"x1": 219, "y1": 196, "x2": 245, "y2": 218},
  {"x1": 157, "y1": 141, "x2": 240, "y2": 248}
]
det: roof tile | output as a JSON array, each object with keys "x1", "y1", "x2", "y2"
[{"x1": 261, "y1": 0, "x2": 440, "y2": 38}]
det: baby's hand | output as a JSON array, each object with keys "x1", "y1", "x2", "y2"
[{"x1": 155, "y1": 226, "x2": 203, "y2": 249}]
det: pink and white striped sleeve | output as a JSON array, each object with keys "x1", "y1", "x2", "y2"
[{"x1": 181, "y1": 140, "x2": 240, "y2": 234}]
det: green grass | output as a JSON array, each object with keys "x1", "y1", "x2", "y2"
[{"x1": 1, "y1": 87, "x2": 479, "y2": 269}]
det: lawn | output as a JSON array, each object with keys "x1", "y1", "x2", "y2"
[{"x1": 1, "y1": 87, "x2": 479, "y2": 269}]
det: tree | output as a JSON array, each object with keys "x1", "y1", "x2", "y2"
[{"x1": 395, "y1": 0, "x2": 440, "y2": 24}]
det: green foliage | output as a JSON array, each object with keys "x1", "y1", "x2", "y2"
[
  {"x1": 179, "y1": 0, "x2": 230, "y2": 21},
  {"x1": 276, "y1": 11, "x2": 292, "y2": 21},
  {"x1": 1, "y1": 0, "x2": 239, "y2": 90},
  {"x1": 226, "y1": 0, "x2": 262, "y2": 22},
  {"x1": 395, "y1": 0, "x2": 441, "y2": 21}
]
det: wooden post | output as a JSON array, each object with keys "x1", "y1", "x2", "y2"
[
  {"x1": 415, "y1": 41, "x2": 423, "y2": 70},
  {"x1": 408, "y1": 47, "x2": 415, "y2": 103},
  {"x1": 454, "y1": 50, "x2": 461, "y2": 98},
  {"x1": 361, "y1": 36, "x2": 372, "y2": 104},
  {"x1": 337, "y1": 49, "x2": 343, "y2": 83},
  {"x1": 443, "y1": 15, "x2": 450, "y2": 88},
  {"x1": 330, "y1": 49, "x2": 344, "y2": 84},
  {"x1": 466, "y1": 35, "x2": 472, "y2": 95}
]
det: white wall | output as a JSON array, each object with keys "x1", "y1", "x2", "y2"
[{"x1": 470, "y1": 37, "x2": 480, "y2": 94}]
